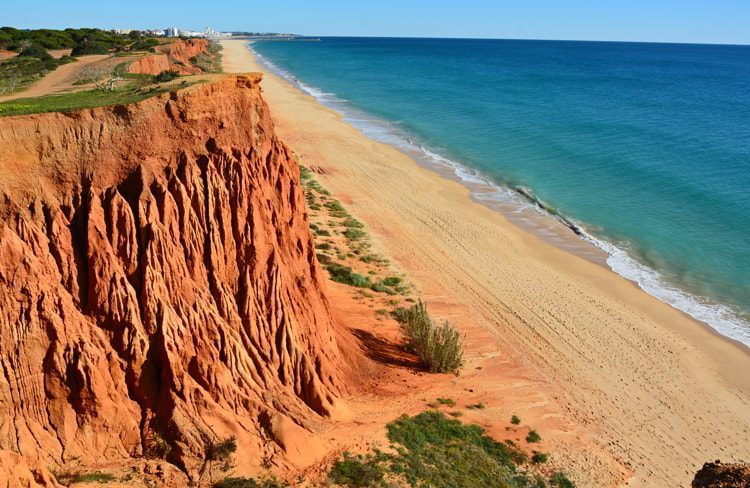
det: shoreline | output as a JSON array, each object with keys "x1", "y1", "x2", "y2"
[
  {"x1": 250, "y1": 43, "x2": 750, "y2": 349},
  {"x1": 221, "y1": 40, "x2": 750, "y2": 486}
]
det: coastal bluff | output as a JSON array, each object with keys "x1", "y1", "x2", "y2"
[{"x1": 0, "y1": 75, "x2": 349, "y2": 483}]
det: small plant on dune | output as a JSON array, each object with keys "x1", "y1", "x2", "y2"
[
  {"x1": 531, "y1": 451, "x2": 548, "y2": 464},
  {"x1": 55, "y1": 471, "x2": 116, "y2": 484},
  {"x1": 381, "y1": 276, "x2": 402, "y2": 287},
  {"x1": 526, "y1": 430, "x2": 542, "y2": 443},
  {"x1": 343, "y1": 227, "x2": 367, "y2": 240},
  {"x1": 393, "y1": 301, "x2": 464, "y2": 374},
  {"x1": 143, "y1": 430, "x2": 171, "y2": 459},
  {"x1": 467, "y1": 402, "x2": 486, "y2": 410},
  {"x1": 154, "y1": 69, "x2": 180, "y2": 83},
  {"x1": 511, "y1": 415, "x2": 521, "y2": 425},
  {"x1": 550, "y1": 472, "x2": 576, "y2": 488},
  {"x1": 329, "y1": 451, "x2": 388, "y2": 488},
  {"x1": 200, "y1": 435, "x2": 237, "y2": 483},
  {"x1": 436, "y1": 397, "x2": 456, "y2": 407},
  {"x1": 213, "y1": 476, "x2": 288, "y2": 488},
  {"x1": 343, "y1": 217, "x2": 364, "y2": 228}
]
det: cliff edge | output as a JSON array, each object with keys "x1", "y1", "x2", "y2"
[{"x1": 0, "y1": 75, "x2": 347, "y2": 480}]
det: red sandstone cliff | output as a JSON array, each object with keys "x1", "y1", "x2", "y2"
[
  {"x1": 126, "y1": 53, "x2": 171, "y2": 76},
  {"x1": 0, "y1": 75, "x2": 348, "y2": 482},
  {"x1": 128, "y1": 39, "x2": 210, "y2": 76}
]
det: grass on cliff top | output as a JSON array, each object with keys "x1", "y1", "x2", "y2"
[
  {"x1": 328, "y1": 410, "x2": 573, "y2": 488},
  {"x1": 0, "y1": 80, "x2": 200, "y2": 117}
]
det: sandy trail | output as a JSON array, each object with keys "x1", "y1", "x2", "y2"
[
  {"x1": 0, "y1": 54, "x2": 113, "y2": 102},
  {"x1": 221, "y1": 40, "x2": 749, "y2": 487}
]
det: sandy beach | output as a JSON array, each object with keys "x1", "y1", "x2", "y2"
[{"x1": 221, "y1": 40, "x2": 750, "y2": 487}]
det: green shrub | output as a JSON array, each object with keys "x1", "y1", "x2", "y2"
[
  {"x1": 72, "y1": 39, "x2": 110, "y2": 55},
  {"x1": 143, "y1": 431, "x2": 171, "y2": 459},
  {"x1": 325, "y1": 262, "x2": 371, "y2": 288},
  {"x1": 526, "y1": 430, "x2": 541, "y2": 443},
  {"x1": 550, "y1": 472, "x2": 575, "y2": 488},
  {"x1": 343, "y1": 217, "x2": 363, "y2": 228},
  {"x1": 324, "y1": 200, "x2": 348, "y2": 218},
  {"x1": 55, "y1": 471, "x2": 116, "y2": 483},
  {"x1": 131, "y1": 38, "x2": 159, "y2": 51},
  {"x1": 154, "y1": 70, "x2": 180, "y2": 83},
  {"x1": 385, "y1": 411, "x2": 528, "y2": 487},
  {"x1": 343, "y1": 227, "x2": 366, "y2": 240},
  {"x1": 329, "y1": 452, "x2": 387, "y2": 487},
  {"x1": 511, "y1": 415, "x2": 521, "y2": 425},
  {"x1": 18, "y1": 44, "x2": 52, "y2": 60},
  {"x1": 214, "y1": 477, "x2": 287, "y2": 488},
  {"x1": 467, "y1": 402, "x2": 486, "y2": 410},
  {"x1": 382, "y1": 276, "x2": 402, "y2": 287},
  {"x1": 531, "y1": 452, "x2": 548, "y2": 464},
  {"x1": 393, "y1": 301, "x2": 464, "y2": 374},
  {"x1": 436, "y1": 397, "x2": 456, "y2": 407}
]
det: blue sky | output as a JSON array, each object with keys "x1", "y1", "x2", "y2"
[{"x1": 4, "y1": 0, "x2": 750, "y2": 45}]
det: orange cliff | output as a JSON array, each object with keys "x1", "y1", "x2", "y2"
[
  {"x1": 128, "y1": 38, "x2": 210, "y2": 76},
  {"x1": 0, "y1": 75, "x2": 357, "y2": 483}
]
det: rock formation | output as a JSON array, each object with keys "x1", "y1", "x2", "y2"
[
  {"x1": 128, "y1": 39, "x2": 210, "y2": 76},
  {"x1": 0, "y1": 75, "x2": 348, "y2": 480},
  {"x1": 692, "y1": 460, "x2": 750, "y2": 488},
  {"x1": 126, "y1": 53, "x2": 171, "y2": 76}
]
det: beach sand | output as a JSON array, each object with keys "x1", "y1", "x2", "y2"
[{"x1": 221, "y1": 40, "x2": 749, "y2": 487}]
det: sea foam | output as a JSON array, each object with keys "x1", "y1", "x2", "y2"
[{"x1": 249, "y1": 43, "x2": 750, "y2": 347}]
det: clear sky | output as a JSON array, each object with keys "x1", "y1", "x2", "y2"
[{"x1": 4, "y1": 0, "x2": 750, "y2": 45}]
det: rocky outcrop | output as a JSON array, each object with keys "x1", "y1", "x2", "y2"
[
  {"x1": 158, "y1": 38, "x2": 209, "y2": 75},
  {"x1": 128, "y1": 39, "x2": 210, "y2": 76},
  {"x1": 126, "y1": 53, "x2": 171, "y2": 75},
  {"x1": 693, "y1": 460, "x2": 750, "y2": 487},
  {"x1": 0, "y1": 75, "x2": 347, "y2": 478}
]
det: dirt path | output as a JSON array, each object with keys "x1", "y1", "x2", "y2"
[{"x1": 0, "y1": 54, "x2": 111, "y2": 102}]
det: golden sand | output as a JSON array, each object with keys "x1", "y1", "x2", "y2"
[{"x1": 221, "y1": 40, "x2": 750, "y2": 487}]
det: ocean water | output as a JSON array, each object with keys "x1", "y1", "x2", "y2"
[{"x1": 251, "y1": 38, "x2": 750, "y2": 345}]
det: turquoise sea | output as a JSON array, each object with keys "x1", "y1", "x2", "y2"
[{"x1": 251, "y1": 38, "x2": 750, "y2": 345}]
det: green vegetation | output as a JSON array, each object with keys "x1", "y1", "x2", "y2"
[
  {"x1": 392, "y1": 301, "x2": 464, "y2": 374},
  {"x1": 550, "y1": 473, "x2": 575, "y2": 488},
  {"x1": 143, "y1": 431, "x2": 171, "y2": 459},
  {"x1": 511, "y1": 415, "x2": 521, "y2": 425},
  {"x1": 0, "y1": 46, "x2": 74, "y2": 95},
  {"x1": 130, "y1": 38, "x2": 160, "y2": 52},
  {"x1": 0, "y1": 27, "x2": 167, "y2": 97},
  {"x1": 192, "y1": 41, "x2": 224, "y2": 73},
  {"x1": 467, "y1": 402, "x2": 487, "y2": 410},
  {"x1": 329, "y1": 452, "x2": 389, "y2": 488},
  {"x1": 323, "y1": 261, "x2": 405, "y2": 296},
  {"x1": 526, "y1": 430, "x2": 542, "y2": 444},
  {"x1": 329, "y1": 411, "x2": 573, "y2": 488},
  {"x1": 154, "y1": 69, "x2": 180, "y2": 83},
  {"x1": 55, "y1": 471, "x2": 117, "y2": 484},
  {"x1": 436, "y1": 397, "x2": 456, "y2": 407},
  {"x1": 343, "y1": 217, "x2": 363, "y2": 228},
  {"x1": 0, "y1": 81, "x2": 190, "y2": 117},
  {"x1": 344, "y1": 227, "x2": 366, "y2": 240},
  {"x1": 0, "y1": 26, "x2": 159, "y2": 52},
  {"x1": 213, "y1": 477, "x2": 288, "y2": 488},
  {"x1": 201, "y1": 436, "x2": 238, "y2": 482},
  {"x1": 531, "y1": 452, "x2": 548, "y2": 464}
]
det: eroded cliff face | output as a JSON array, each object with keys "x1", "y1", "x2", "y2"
[
  {"x1": 0, "y1": 75, "x2": 345, "y2": 478},
  {"x1": 129, "y1": 39, "x2": 211, "y2": 76}
]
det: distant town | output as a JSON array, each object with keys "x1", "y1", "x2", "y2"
[{"x1": 111, "y1": 27, "x2": 300, "y2": 39}]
